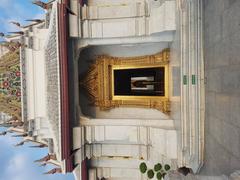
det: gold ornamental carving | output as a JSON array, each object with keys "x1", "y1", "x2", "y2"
[{"x1": 80, "y1": 49, "x2": 170, "y2": 114}]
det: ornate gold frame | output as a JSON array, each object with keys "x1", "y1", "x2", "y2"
[{"x1": 80, "y1": 49, "x2": 170, "y2": 114}]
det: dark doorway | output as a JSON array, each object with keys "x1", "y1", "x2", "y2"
[{"x1": 114, "y1": 67, "x2": 165, "y2": 96}]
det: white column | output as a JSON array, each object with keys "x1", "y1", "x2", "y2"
[
  {"x1": 178, "y1": 0, "x2": 204, "y2": 173},
  {"x1": 25, "y1": 48, "x2": 35, "y2": 120},
  {"x1": 33, "y1": 49, "x2": 46, "y2": 118}
]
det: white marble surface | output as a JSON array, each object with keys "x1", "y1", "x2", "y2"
[{"x1": 71, "y1": 0, "x2": 176, "y2": 41}]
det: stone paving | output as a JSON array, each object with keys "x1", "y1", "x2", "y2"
[{"x1": 201, "y1": 0, "x2": 240, "y2": 176}]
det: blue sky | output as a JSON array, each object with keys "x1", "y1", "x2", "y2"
[
  {"x1": 0, "y1": 0, "x2": 47, "y2": 33},
  {"x1": 0, "y1": 1, "x2": 74, "y2": 180},
  {"x1": 0, "y1": 127, "x2": 74, "y2": 180}
]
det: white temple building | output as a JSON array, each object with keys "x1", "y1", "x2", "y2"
[{"x1": 15, "y1": 0, "x2": 205, "y2": 179}]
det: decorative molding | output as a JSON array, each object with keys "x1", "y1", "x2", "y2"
[
  {"x1": 178, "y1": 0, "x2": 189, "y2": 11},
  {"x1": 80, "y1": 49, "x2": 170, "y2": 114},
  {"x1": 80, "y1": 117, "x2": 174, "y2": 129},
  {"x1": 79, "y1": 1, "x2": 176, "y2": 39}
]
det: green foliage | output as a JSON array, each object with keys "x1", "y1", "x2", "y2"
[
  {"x1": 156, "y1": 172, "x2": 162, "y2": 180},
  {"x1": 147, "y1": 169, "x2": 154, "y2": 179},
  {"x1": 154, "y1": 163, "x2": 162, "y2": 172},
  {"x1": 139, "y1": 162, "x2": 171, "y2": 179},
  {"x1": 164, "y1": 164, "x2": 171, "y2": 171},
  {"x1": 139, "y1": 162, "x2": 147, "y2": 174}
]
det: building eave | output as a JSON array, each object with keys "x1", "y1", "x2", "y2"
[{"x1": 58, "y1": 0, "x2": 73, "y2": 173}]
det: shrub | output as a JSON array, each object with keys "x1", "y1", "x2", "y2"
[
  {"x1": 139, "y1": 162, "x2": 147, "y2": 174},
  {"x1": 156, "y1": 172, "x2": 162, "y2": 180},
  {"x1": 164, "y1": 164, "x2": 171, "y2": 171},
  {"x1": 147, "y1": 169, "x2": 154, "y2": 179},
  {"x1": 154, "y1": 163, "x2": 162, "y2": 172}
]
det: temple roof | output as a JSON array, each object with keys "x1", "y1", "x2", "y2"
[{"x1": 0, "y1": 47, "x2": 21, "y2": 121}]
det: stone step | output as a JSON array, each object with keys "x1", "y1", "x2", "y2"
[
  {"x1": 80, "y1": 118, "x2": 175, "y2": 129},
  {"x1": 74, "y1": 118, "x2": 178, "y2": 160},
  {"x1": 86, "y1": 141, "x2": 177, "y2": 161},
  {"x1": 165, "y1": 173, "x2": 228, "y2": 180},
  {"x1": 83, "y1": 122, "x2": 178, "y2": 160}
]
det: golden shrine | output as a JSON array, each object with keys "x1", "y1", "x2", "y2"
[{"x1": 80, "y1": 49, "x2": 170, "y2": 114}]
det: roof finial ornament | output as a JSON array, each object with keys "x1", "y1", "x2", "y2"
[
  {"x1": 39, "y1": 161, "x2": 60, "y2": 167},
  {"x1": 32, "y1": 1, "x2": 52, "y2": 10},
  {"x1": 8, "y1": 31, "x2": 24, "y2": 35},
  {"x1": 9, "y1": 21, "x2": 21, "y2": 28},
  {"x1": 14, "y1": 140, "x2": 27, "y2": 147},
  {"x1": 29, "y1": 144, "x2": 48, "y2": 148},
  {"x1": 34, "y1": 154, "x2": 57, "y2": 163},
  {"x1": 12, "y1": 133, "x2": 28, "y2": 137},
  {"x1": 43, "y1": 168, "x2": 62, "y2": 175},
  {"x1": 25, "y1": 19, "x2": 44, "y2": 24},
  {"x1": 11, "y1": 121, "x2": 24, "y2": 128}
]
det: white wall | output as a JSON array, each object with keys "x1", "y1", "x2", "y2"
[
  {"x1": 72, "y1": 0, "x2": 176, "y2": 39},
  {"x1": 24, "y1": 28, "x2": 50, "y2": 139}
]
